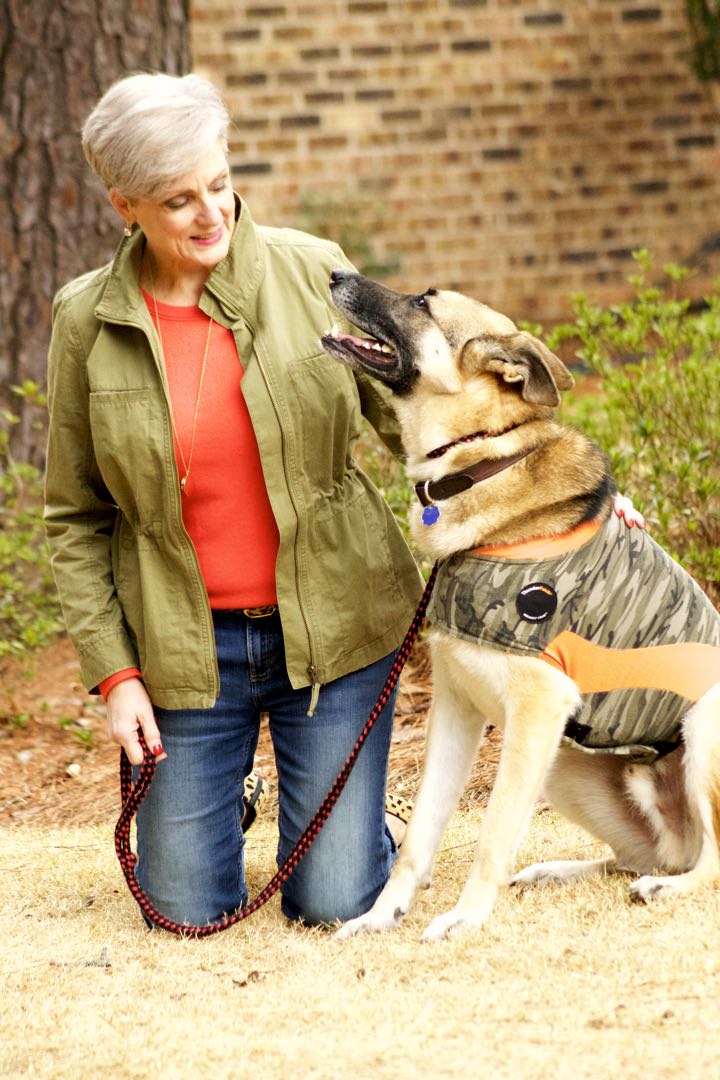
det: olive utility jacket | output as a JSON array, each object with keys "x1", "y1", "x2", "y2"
[{"x1": 44, "y1": 199, "x2": 422, "y2": 708}]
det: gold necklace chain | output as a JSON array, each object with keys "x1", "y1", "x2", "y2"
[{"x1": 148, "y1": 266, "x2": 213, "y2": 495}]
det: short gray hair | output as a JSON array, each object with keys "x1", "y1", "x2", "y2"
[{"x1": 82, "y1": 72, "x2": 231, "y2": 200}]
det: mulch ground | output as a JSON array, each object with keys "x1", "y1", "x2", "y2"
[{"x1": 0, "y1": 634, "x2": 500, "y2": 828}]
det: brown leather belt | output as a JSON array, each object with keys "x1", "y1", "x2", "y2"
[{"x1": 241, "y1": 605, "x2": 278, "y2": 618}]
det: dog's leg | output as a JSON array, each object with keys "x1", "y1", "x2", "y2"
[
  {"x1": 630, "y1": 685, "x2": 720, "y2": 903},
  {"x1": 512, "y1": 856, "x2": 618, "y2": 888},
  {"x1": 336, "y1": 667, "x2": 486, "y2": 938},
  {"x1": 422, "y1": 661, "x2": 580, "y2": 941},
  {"x1": 511, "y1": 744, "x2": 661, "y2": 887}
]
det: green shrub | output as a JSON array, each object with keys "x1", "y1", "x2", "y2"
[
  {"x1": 0, "y1": 383, "x2": 62, "y2": 661},
  {"x1": 684, "y1": 0, "x2": 720, "y2": 84},
  {"x1": 295, "y1": 192, "x2": 402, "y2": 281},
  {"x1": 545, "y1": 251, "x2": 719, "y2": 603}
]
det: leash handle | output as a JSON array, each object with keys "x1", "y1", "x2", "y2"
[{"x1": 114, "y1": 563, "x2": 438, "y2": 937}]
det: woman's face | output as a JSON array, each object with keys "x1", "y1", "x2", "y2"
[{"x1": 116, "y1": 141, "x2": 236, "y2": 283}]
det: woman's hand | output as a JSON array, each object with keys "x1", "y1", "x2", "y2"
[
  {"x1": 105, "y1": 677, "x2": 166, "y2": 765},
  {"x1": 612, "y1": 492, "x2": 646, "y2": 530}
]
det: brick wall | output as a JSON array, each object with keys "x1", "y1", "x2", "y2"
[{"x1": 192, "y1": 0, "x2": 720, "y2": 322}]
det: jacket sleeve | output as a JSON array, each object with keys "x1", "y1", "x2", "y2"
[
  {"x1": 353, "y1": 370, "x2": 406, "y2": 463},
  {"x1": 43, "y1": 292, "x2": 140, "y2": 691}
]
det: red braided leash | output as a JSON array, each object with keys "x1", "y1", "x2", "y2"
[{"x1": 114, "y1": 563, "x2": 438, "y2": 937}]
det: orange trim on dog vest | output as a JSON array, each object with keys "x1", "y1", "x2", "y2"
[
  {"x1": 471, "y1": 519, "x2": 602, "y2": 560},
  {"x1": 540, "y1": 631, "x2": 720, "y2": 703}
]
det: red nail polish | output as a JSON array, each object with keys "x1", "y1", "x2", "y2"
[{"x1": 152, "y1": 743, "x2": 164, "y2": 757}]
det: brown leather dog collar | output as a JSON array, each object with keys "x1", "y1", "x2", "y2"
[{"x1": 414, "y1": 448, "x2": 534, "y2": 520}]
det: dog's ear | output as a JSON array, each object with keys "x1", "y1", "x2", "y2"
[{"x1": 463, "y1": 331, "x2": 574, "y2": 406}]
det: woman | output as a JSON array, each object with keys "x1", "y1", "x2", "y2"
[
  {"x1": 45, "y1": 72, "x2": 423, "y2": 928},
  {"x1": 46, "y1": 72, "x2": 642, "y2": 931}
]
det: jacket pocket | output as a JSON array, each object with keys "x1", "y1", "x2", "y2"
[
  {"x1": 89, "y1": 388, "x2": 172, "y2": 525},
  {"x1": 286, "y1": 351, "x2": 361, "y2": 496},
  {"x1": 307, "y1": 484, "x2": 404, "y2": 658}
]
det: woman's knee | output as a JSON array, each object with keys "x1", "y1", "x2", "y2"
[
  {"x1": 279, "y1": 826, "x2": 395, "y2": 926},
  {"x1": 136, "y1": 797, "x2": 247, "y2": 926}
]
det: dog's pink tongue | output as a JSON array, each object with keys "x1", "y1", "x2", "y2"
[{"x1": 335, "y1": 332, "x2": 376, "y2": 348}]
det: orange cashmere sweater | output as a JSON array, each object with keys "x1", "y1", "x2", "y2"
[
  {"x1": 147, "y1": 293, "x2": 280, "y2": 607},
  {"x1": 98, "y1": 295, "x2": 280, "y2": 698}
]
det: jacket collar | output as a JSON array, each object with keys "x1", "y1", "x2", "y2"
[
  {"x1": 94, "y1": 194, "x2": 265, "y2": 329},
  {"x1": 204, "y1": 195, "x2": 265, "y2": 327},
  {"x1": 94, "y1": 227, "x2": 148, "y2": 326}
]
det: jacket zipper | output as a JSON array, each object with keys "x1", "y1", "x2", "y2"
[
  {"x1": 247, "y1": 334, "x2": 321, "y2": 705},
  {"x1": 307, "y1": 666, "x2": 321, "y2": 717}
]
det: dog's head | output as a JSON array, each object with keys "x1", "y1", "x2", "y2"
[{"x1": 322, "y1": 270, "x2": 574, "y2": 413}]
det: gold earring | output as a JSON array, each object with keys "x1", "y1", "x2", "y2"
[{"x1": 124, "y1": 223, "x2": 133, "y2": 237}]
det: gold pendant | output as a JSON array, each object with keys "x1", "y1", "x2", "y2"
[{"x1": 180, "y1": 475, "x2": 188, "y2": 495}]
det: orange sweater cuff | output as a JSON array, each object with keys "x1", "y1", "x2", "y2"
[{"x1": 98, "y1": 668, "x2": 143, "y2": 701}]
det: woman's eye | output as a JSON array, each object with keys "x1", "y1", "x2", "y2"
[{"x1": 164, "y1": 177, "x2": 227, "y2": 209}]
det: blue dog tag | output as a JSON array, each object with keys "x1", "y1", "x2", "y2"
[{"x1": 422, "y1": 505, "x2": 440, "y2": 526}]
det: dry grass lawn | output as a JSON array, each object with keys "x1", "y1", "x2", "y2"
[{"x1": 3, "y1": 806, "x2": 720, "y2": 1080}]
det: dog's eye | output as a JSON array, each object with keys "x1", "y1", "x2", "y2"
[{"x1": 412, "y1": 294, "x2": 427, "y2": 309}]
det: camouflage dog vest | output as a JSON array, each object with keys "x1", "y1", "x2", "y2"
[{"x1": 428, "y1": 513, "x2": 720, "y2": 763}]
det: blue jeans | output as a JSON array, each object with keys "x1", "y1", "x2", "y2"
[{"x1": 136, "y1": 609, "x2": 398, "y2": 927}]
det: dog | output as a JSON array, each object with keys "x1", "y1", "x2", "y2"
[{"x1": 321, "y1": 269, "x2": 720, "y2": 941}]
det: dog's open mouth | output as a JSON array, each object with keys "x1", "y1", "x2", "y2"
[{"x1": 322, "y1": 324, "x2": 398, "y2": 371}]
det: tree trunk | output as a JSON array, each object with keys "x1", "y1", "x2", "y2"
[{"x1": 0, "y1": 0, "x2": 190, "y2": 464}]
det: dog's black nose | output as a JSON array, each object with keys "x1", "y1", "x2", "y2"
[{"x1": 330, "y1": 268, "x2": 352, "y2": 284}]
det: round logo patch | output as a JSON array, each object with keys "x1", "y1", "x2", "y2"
[{"x1": 516, "y1": 582, "x2": 558, "y2": 623}]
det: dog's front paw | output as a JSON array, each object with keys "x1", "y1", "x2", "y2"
[
  {"x1": 629, "y1": 875, "x2": 679, "y2": 904},
  {"x1": 334, "y1": 903, "x2": 407, "y2": 940},
  {"x1": 422, "y1": 908, "x2": 487, "y2": 942},
  {"x1": 422, "y1": 888, "x2": 496, "y2": 942}
]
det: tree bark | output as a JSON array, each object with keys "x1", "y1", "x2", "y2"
[{"x1": 0, "y1": 0, "x2": 190, "y2": 463}]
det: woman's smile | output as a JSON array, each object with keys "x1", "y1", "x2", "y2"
[{"x1": 191, "y1": 225, "x2": 225, "y2": 246}]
